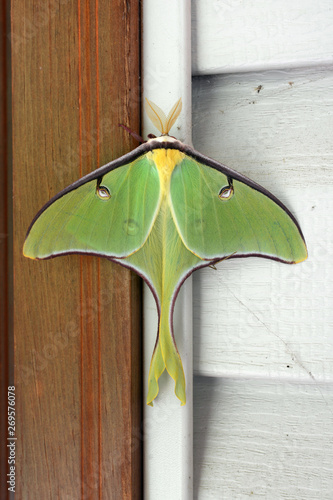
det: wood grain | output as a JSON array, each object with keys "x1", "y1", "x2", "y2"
[
  {"x1": 191, "y1": 6, "x2": 333, "y2": 498},
  {"x1": 194, "y1": 377, "x2": 333, "y2": 499},
  {"x1": 0, "y1": 2, "x2": 10, "y2": 499},
  {"x1": 12, "y1": 1, "x2": 141, "y2": 498},
  {"x1": 192, "y1": 68, "x2": 331, "y2": 382},
  {"x1": 192, "y1": 0, "x2": 333, "y2": 75}
]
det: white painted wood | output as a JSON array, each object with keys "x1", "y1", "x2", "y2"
[
  {"x1": 192, "y1": 68, "x2": 333, "y2": 382},
  {"x1": 142, "y1": 1, "x2": 193, "y2": 498},
  {"x1": 194, "y1": 377, "x2": 333, "y2": 499},
  {"x1": 192, "y1": 0, "x2": 333, "y2": 75},
  {"x1": 192, "y1": 68, "x2": 333, "y2": 189},
  {"x1": 191, "y1": 64, "x2": 333, "y2": 498},
  {"x1": 141, "y1": 1, "x2": 333, "y2": 497}
]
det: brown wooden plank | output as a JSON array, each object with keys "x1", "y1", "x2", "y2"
[
  {"x1": 96, "y1": 3, "x2": 142, "y2": 497},
  {"x1": 0, "y1": 2, "x2": 11, "y2": 499},
  {"x1": 12, "y1": 1, "x2": 141, "y2": 498}
]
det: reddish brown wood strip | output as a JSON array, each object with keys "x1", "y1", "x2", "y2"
[
  {"x1": 78, "y1": 3, "x2": 102, "y2": 497},
  {"x1": 97, "y1": 2, "x2": 142, "y2": 498},
  {"x1": 12, "y1": 1, "x2": 141, "y2": 498},
  {"x1": 0, "y1": 2, "x2": 10, "y2": 499}
]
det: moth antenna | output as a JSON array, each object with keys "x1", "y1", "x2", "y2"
[
  {"x1": 165, "y1": 98, "x2": 182, "y2": 134},
  {"x1": 145, "y1": 98, "x2": 167, "y2": 134},
  {"x1": 145, "y1": 98, "x2": 182, "y2": 135}
]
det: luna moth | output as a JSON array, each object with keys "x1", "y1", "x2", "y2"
[{"x1": 24, "y1": 98, "x2": 307, "y2": 406}]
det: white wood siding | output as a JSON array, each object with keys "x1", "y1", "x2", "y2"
[
  {"x1": 192, "y1": 0, "x2": 333, "y2": 75},
  {"x1": 192, "y1": 2, "x2": 333, "y2": 499}
]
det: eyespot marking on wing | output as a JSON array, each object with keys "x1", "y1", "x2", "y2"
[
  {"x1": 96, "y1": 185, "x2": 111, "y2": 200},
  {"x1": 218, "y1": 179, "x2": 234, "y2": 201}
]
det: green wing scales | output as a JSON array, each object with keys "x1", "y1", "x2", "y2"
[
  {"x1": 24, "y1": 125, "x2": 307, "y2": 407},
  {"x1": 23, "y1": 155, "x2": 161, "y2": 260},
  {"x1": 169, "y1": 155, "x2": 307, "y2": 264}
]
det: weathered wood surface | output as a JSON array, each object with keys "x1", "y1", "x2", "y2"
[
  {"x1": 12, "y1": 1, "x2": 141, "y2": 498},
  {"x1": 194, "y1": 377, "x2": 333, "y2": 499},
  {"x1": 192, "y1": 0, "x2": 333, "y2": 75},
  {"x1": 193, "y1": 67, "x2": 332, "y2": 381},
  {"x1": 192, "y1": 69, "x2": 333, "y2": 497},
  {"x1": 0, "y1": 3, "x2": 11, "y2": 499},
  {"x1": 191, "y1": 3, "x2": 333, "y2": 499}
]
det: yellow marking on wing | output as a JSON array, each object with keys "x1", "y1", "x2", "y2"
[
  {"x1": 294, "y1": 245, "x2": 308, "y2": 264},
  {"x1": 147, "y1": 149, "x2": 185, "y2": 196}
]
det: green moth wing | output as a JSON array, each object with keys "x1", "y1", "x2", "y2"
[
  {"x1": 169, "y1": 153, "x2": 307, "y2": 264},
  {"x1": 24, "y1": 98, "x2": 307, "y2": 406},
  {"x1": 23, "y1": 151, "x2": 161, "y2": 260}
]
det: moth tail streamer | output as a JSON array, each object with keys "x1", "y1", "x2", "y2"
[
  {"x1": 147, "y1": 304, "x2": 186, "y2": 406},
  {"x1": 146, "y1": 340, "x2": 166, "y2": 406}
]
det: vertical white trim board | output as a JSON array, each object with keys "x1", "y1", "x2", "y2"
[{"x1": 142, "y1": 1, "x2": 193, "y2": 499}]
